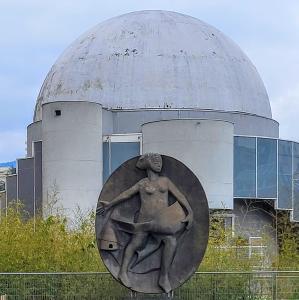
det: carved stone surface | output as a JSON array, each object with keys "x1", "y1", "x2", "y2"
[{"x1": 96, "y1": 154, "x2": 209, "y2": 294}]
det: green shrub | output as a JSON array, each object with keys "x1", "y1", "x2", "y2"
[
  {"x1": 0, "y1": 203, "x2": 298, "y2": 272},
  {"x1": 0, "y1": 202, "x2": 105, "y2": 272}
]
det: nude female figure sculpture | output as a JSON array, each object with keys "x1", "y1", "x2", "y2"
[{"x1": 97, "y1": 153, "x2": 194, "y2": 293}]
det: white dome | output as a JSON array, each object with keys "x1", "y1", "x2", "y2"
[{"x1": 34, "y1": 10, "x2": 272, "y2": 121}]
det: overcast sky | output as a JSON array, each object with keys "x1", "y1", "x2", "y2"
[{"x1": 0, "y1": 0, "x2": 298, "y2": 162}]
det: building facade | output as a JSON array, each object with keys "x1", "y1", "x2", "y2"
[{"x1": 3, "y1": 11, "x2": 299, "y2": 242}]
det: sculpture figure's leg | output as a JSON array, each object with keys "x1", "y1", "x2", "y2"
[
  {"x1": 118, "y1": 233, "x2": 147, "y2": 287},
  {"x1": 159, "y1": 235, "x2": 177, "y2": 293}
]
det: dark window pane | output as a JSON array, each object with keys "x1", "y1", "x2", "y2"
[
  {"x1": 103, "y1": 141, "x2": 140, "y2": 184},
  {"x1": 234, "y1": 136, "x2": 256, "y2": 197},
  {"x1": 293, "y1": 143, "x2": 299, "y2": 220},
  {"x1": 293, "y1": 181, "x2": 299, "y2": 221},
  {"x1": 111, "y1": 142, "x2": 140, "y2": 174},
  {"x1": 257, "y1": 138, "x2": 277, "y2": 198},
  {"x1": 0, "y1": 180, "x2": 5, "y2": 191},
  {"x1": 103, "y1": 142, "x2": 110, "y2": 183},
  {"x1": 278, "y1": 140, "x2": 292, "y2": 209}
]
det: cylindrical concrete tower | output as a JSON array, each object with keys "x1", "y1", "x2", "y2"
[
  {"x1": 27, "y1": 121, "x2": 42, "y2": 157},
  {"x1": 42, "y1": 101, "x2": 102, "y2": 215},
  {"x1": 142, "y1": 119, "x2": 234, "y2": 209}
]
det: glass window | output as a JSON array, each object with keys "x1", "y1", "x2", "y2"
[
  {"x1": 292, "y1": 180, "x2": 299, "y2": 221},
  {"x1": 111, "y1": 142, "x2": 140, "y2": 174},
  {"x1": 0, "y1": 180, "x2": 5, "y2": 192},
  {"x1": 292, "y1": 143, "x2": 299, "y2": 220},
  {"x1": 234, "y1": 136, "x2": 256, "y2": 198},
  {"x1": 278, "y1": 140, "x2": 292, "y2": 209},
  {"x1": 102, "y1": 138, "x2": 140, "y2": 183},
  {"x1": 257, "y1": 138, "x2": 277, "y2": 198}
]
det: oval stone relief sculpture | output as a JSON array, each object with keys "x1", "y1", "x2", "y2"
[{"x1": 96, "y1": 154, "x2": 209, "y2": 294}]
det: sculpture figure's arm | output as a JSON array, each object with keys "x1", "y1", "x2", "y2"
[
  {"x1": 167, "y1": 178, "x2": 194, "y2": 229},
  {"x1": 96, "y1": 182, "x2": 140, "y2": 215}
]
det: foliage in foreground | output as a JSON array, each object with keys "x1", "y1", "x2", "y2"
[
  {"x1": 0, "y1": 203, "x2": 105, "y2": 272},
  {"x1": 0, "y1": 203, "x2": 298, "y2": 272}
]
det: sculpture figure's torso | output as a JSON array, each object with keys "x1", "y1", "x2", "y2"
[{"x1": 138, "y1": 177, "x2": 169, "y2": 222}]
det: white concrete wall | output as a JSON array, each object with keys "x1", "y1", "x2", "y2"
[
  {"x1": 110, "y1": 109, "x2": 278, "y2": 138},
  {"x1": 42, "y1": 101, "x2": 102, "y2": 216},
  {"x1": 142, "y1": 119, "x2": 234, "y2": 209}
]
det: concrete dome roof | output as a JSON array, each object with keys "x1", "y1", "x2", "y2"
[{"x1": 34, "y1": 10, "x2": 272, "y2": 121}]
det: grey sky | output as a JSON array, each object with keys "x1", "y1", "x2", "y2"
[{"x1": 0, "y1": 0, "x2": 298, "y2": 161}]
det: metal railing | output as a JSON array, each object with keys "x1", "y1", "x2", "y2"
[{"x1": 0, "y1": 271, "x2": 298, "y2": 299}]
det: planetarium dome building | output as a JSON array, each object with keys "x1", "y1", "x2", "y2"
[
  {"x1": 4, "y1": 11, "x2": 299, "y2": 239},
  {"x1": 34, "y1": 10, "x2": 272, "y2": 120}
]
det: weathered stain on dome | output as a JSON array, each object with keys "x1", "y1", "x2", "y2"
[{"x1": 34, "y1": 10, "x2": 272, "y2": 121}]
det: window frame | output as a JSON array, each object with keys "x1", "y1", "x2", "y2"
[{"x1": 102, "y1": 133, "x2": 142, "y2": 184}]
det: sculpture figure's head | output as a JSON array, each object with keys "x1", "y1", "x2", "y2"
[{"x1": 136, "y1": 153, "x2": 162, "y2": 173}]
